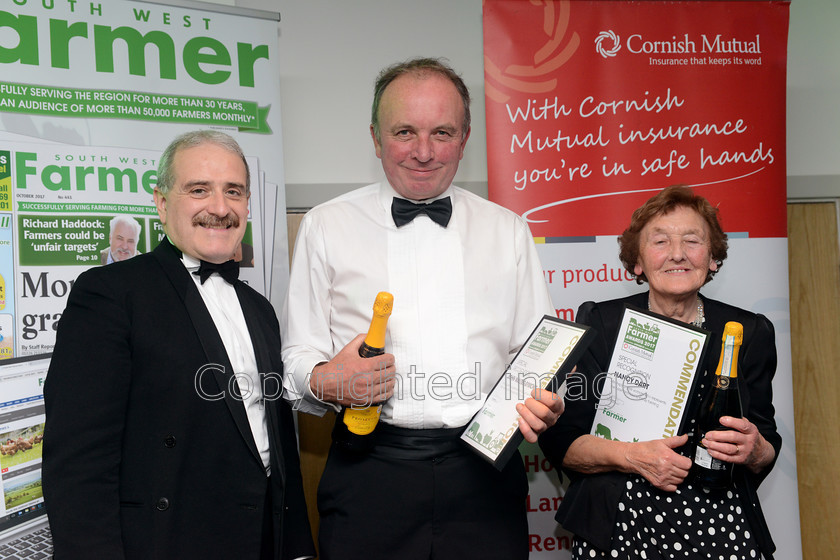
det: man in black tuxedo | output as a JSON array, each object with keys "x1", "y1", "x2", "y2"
[{"x1": 43, "y1": 130, "x2": 315, "y2": 560}]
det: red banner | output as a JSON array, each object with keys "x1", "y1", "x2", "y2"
[
  {"x1": 484, "y1": 3, "x2": 797, "y2": 558},
  {"x1": 484, "y1": 0, "x2": 789, "y2": 238}
]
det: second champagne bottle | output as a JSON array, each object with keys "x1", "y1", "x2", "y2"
[{"x1": 692, "y1": 321, "x2": 744, "y2": 490}]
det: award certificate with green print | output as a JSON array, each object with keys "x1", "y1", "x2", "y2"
[
  {"x1": 461, "y1": 315, "x2": 594, "y2": 470},
  {"x1": 590, "y1": 305, "x2": 710, "y2": 443}
]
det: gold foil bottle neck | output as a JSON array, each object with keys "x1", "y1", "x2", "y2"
[
  {"x1": 721, "y1": 321, "x2": 743, "y2": 345},
  {"x1": 372, "y1": 291, "x2": 394, "y2": 318},
  {"x1": 716, "y1": 321, "x2": 743, "y2": 379},
  {"x1": 363, "y1": 292, "x2": 393, "y2": 352}
]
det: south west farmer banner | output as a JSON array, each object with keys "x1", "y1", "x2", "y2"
[
  {"x1": 483, "y1": 1, "x2": 799, "y2": 558},
  {"x1": 0, "y1": 0, "x2": 288, "y2": 357},
  {"x1": 2, "y1": 142, "x2": 263, "y2": 356}
]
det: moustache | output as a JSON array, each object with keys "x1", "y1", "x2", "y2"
[{"x1": 192, "y1": 214, "x2": 240, "y2": 229}]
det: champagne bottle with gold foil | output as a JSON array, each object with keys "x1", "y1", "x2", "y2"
[
  {"x1": 692, "y1": 321, "x2": 744, "y2": 490},
  {"x1": 333, "y1": 292, "x2": 393, "y2": 452}
]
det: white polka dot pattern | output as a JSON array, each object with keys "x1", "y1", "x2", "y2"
[{"x1": 572, "y1": 475, "x2": 761, "y2": 560}]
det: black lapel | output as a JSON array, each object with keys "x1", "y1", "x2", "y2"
[
  {"x1": 151, "y1": 239, "x2": 262, "y2": 465},
  {"x1": 235, "y1": 283, "x2": 287, "y2": 484}
]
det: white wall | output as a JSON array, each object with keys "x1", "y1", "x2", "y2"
[
  {"x1": 219, "y1": 0, "x2": 838, "y2": 207},
  {"x1": 270, "y1": 0, "x2": 488, "y2": 208},
  {"x1": 785, "y1": 0, "x2": 840, "y2": 198}
]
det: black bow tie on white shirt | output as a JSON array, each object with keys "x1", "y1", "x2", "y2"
[
  {"x1": 193, "y1": 259, "x2": 239, "y2": 285},
  {"x1": 391, "y1": 196, "x2": 452, "y2": 228}
]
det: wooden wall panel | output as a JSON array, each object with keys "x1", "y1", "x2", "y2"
[
  {"x1": 788, "y1": 202, "x2": 840, "y2": 560},
  {"x1": 286, "y1": 212, "x2": 334, "y2": 555}
]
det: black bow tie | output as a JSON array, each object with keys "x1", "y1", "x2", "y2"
[
  {"x1": 391, "y1": 197, "x2": 452, "y2": 228},
  {"x1": 193, "y1": 259, "x2": 239, "y2": 285}
]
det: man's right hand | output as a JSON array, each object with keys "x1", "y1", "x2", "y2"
[{"x1": 309, "y1": 334, "x2": 397, "y2": 407}]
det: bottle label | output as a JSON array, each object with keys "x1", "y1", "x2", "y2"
[
  {"x1": 694, "y1": 445, "x2": 725, "y2": 471},
  {"x1": 344, "y1": 405, "x2": 383, "y2": 435}
]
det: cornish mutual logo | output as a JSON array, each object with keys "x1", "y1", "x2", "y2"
[
  {"x1": 622, "y1": 317, "x2": 659, "y2": 360},
  {"x1": 595, "y1": 30, "x2": 621, "y2": 58}
]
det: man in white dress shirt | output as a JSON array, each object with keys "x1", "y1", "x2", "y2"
[{"x1": 282, "y1": 58, "x2": 562, "y2": 560}]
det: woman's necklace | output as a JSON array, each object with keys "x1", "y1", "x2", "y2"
[{"x1": 649, "y1": 295, "x2": 705, "y2": 327}]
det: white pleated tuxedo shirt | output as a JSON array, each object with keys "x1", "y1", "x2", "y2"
[
  {"x1": 281, "y1": 182, "x2": 554, "y2": 429},
  {"x1": 183, "y1": 253, "x2": 271, "y2": 472}
]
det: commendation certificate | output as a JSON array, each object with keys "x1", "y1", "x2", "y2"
[
  {"x1": 461, "y1": 315, "x2": 593, "y2": 469},
  {"x1": 590, "y1": 305, "x2": 710, "y2": 443}
]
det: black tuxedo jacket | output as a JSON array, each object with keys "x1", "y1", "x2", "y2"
[
  {"x1": 43, "y1": 239, "x2": 314, "y2": 560},
  {"x1": 539, "y1": 292, "x2": 780, "y2": 559}
]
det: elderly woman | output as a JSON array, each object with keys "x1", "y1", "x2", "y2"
[{"x1": 539, "y1": 186, "x2": 780, "y2": 559}]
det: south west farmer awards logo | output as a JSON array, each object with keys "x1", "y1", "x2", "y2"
[
  {"x1": 622, "y1": 318, "x2": 659, "y2": 360},
  {"x1": 523, "y1": 325, "x2": 558, "y2": 360}
]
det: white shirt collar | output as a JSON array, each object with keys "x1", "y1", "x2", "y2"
[{"x1": 181, "y1": 251, "x2": 201, "y2": 273}]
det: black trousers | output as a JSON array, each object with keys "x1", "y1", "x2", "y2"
[
  {"x1": 260, "y1": 476, "x2": 274, "y2": 560},
  {"x1": 317, "y1": 425, "x2": 529, "y2": 560}
]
